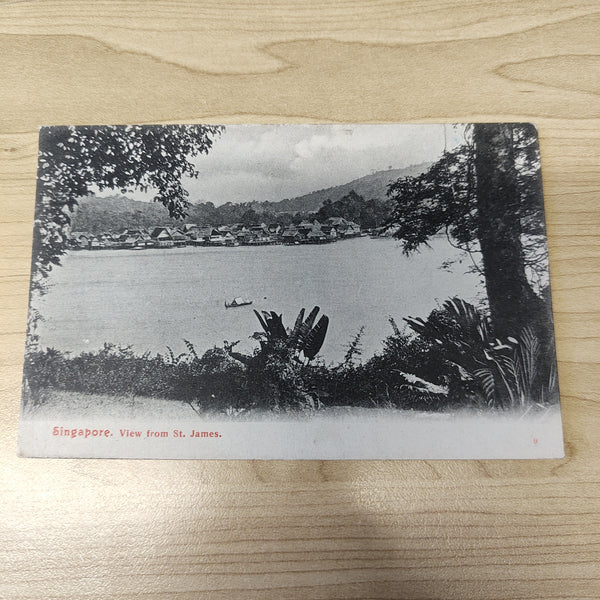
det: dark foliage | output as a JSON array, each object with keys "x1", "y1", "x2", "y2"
[
  {"x1": 253, "y1": 306, "x2": 329, "y2": 364},
  {"x1": 313, "y1": 191, "x2": 394, "y2": 229},
  {"x1": 71, "y1": 164, "x2": 432, "y2": 235},
  {"x1": 403, "y1": 298, "x2": 559, "y2": 408},
  {"x1": 387, "y1": 123, "x2": 551, "y2": 340},
  {"x1": 24, "y1": 342, "x2": 247, "y2": 412},
  {"x1": 23, "y1": 299, "x2": 558, "y2": 413},
  {"x1": 33, "y1": 124, "x2": 223, "y2": 290}
]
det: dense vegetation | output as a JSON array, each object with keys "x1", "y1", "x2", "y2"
[
  {"x1": 262, "y1": 162, "x2": 429, "y2": 213},
  {"x1": 71, "y1": 164, "x2": 427, "y2": 234},
  {"x1": 73, "y1": 190, "x2": 396, "y2": 234},
  {"x1": 33, "y1": 125, "x2": 222, "y2": 290},
  {"x1": 71, "y1": 194, "x2": 300, "y2": 233},
  {"x1": 23, "y1": 298, "x2": 558, "y2": 414},
  {"x1": 388, "y1": 123, "x2": 550, "y2": 341}
]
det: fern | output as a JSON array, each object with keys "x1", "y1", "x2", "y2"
[
  {"x1": 165, "y1": 346, "x2": 175, "y2": 365},
  {"x1": 343, "y1": 326, "x2": 365, "y2": 366},
  {"x1": 388, "y1": 317, "x2": 401, "y2": 337},
  {"x1": 183, "y1": 339, "x2": 198, "y2": 360}
]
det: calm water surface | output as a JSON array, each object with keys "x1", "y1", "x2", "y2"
[{"x1": 33, "y1": 238, "x2": 483, "y2": 363}]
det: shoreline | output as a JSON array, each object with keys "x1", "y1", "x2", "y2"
[{"x1": 67, "y1": 232, "x2": 374, "y2": 252}]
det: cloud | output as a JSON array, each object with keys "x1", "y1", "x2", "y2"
[{"x1": 120, "y1": 124, "x2": 466, "y2": 205}]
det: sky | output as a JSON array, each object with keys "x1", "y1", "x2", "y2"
[{"x1": 107, "y1": 124, "x2": 466, "y2": 205}]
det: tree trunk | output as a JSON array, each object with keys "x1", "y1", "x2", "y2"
[{"x1": 474, "y1": 124, "x2": 546, "y2": 339}]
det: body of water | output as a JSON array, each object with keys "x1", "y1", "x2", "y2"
[{"x1": 33, "y1": 237, "x2": 483, "y2": 363}]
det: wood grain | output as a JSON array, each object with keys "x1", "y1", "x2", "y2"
[{"x1": 1, "y1": 1, "x2": 599, "y2": 598}]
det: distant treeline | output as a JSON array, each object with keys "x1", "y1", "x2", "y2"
[
  {"x1": 73, "y1": 191, "x2": 395, "y2": 234},
  {"x1": 72, "y1": 163, "x2": 432, "y2": 234}
]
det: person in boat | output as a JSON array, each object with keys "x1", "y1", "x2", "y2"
[{"x1": 225, "y1": 296, "x2": 253, "y2": 308}]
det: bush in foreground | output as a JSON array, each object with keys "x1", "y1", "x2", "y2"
[{"x1": 23, "y1": 299, "x2": 558, "y2": 413}]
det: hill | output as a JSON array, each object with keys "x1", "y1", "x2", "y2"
[
  {"x1": 71, "y1": 195, "x2": 183, "y2": 233},
  {"x1": 272, "y1": 163, "x2": 430, "y2": 213},
  {"x1": 71, "y1": 163, "x2": 431, "y2": 232}
]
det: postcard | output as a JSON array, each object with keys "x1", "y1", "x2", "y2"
[{"x1": 18, "y1": 123, "x2": 564, "y2": 458}]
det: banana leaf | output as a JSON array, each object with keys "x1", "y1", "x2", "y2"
[
  {"x1": 253, "y1": 309, "x2": 269, "y2": 334},
  {"x1": 297, "y1": 306, "x2": 320, "y2": 349},
  {"x1": 303, "y1": 315, "x2": 329, "y2": 361},
  {"x1": 267, "y1": 311, "x2": 287, "y2": 340},
  {"x1": 287, "y1": 308, "x2": 306, "y2": 349}
]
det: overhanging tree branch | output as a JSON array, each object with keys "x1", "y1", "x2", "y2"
[{"x1": 32, "y1": 124, "x2": 223, "y2": 291}]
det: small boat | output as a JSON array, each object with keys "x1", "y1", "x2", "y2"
[{"x1": 225, "y1": 296, "x2": 253, "y2": 308}]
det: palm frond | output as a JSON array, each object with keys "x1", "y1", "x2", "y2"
[
  {"x1": 473, "y1": 367, "x2": 497, "y2": 406},
  {"x1": 484, "y1": 348, "x2": 519, "y2": 408},
  {"x1": 404, "y1": 316, "x2": 428, "y2": 336},
  {"x1": 304, "y1": 305, "x2": 320, "y2": 330},
  {"x1": 254, "y1": 309, "x2": 287, "y2": 341},
  {"x1": 165, "y1": 346, "x2": 175, "y2": 365},
  {"x1": 514, "y1": 325, "x2": 541, "y2": 402}
]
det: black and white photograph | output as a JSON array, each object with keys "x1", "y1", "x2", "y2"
[{"x1": 18, "y1": 123, "x2": 564, "y2": 458}]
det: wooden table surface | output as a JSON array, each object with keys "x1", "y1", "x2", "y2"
[{"x1": 1, "y1": 2, "x2": 599, "y2": 598}]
